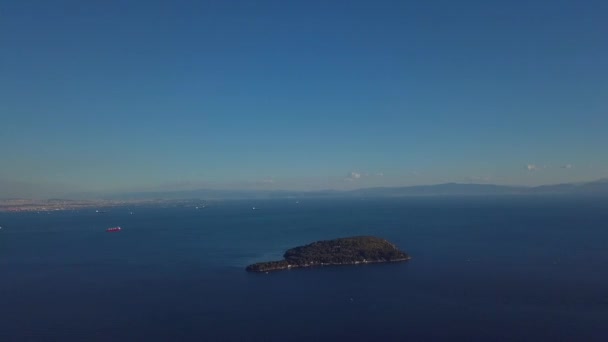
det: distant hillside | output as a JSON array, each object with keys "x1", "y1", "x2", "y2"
[
  {"x1": 531, "y1": 178, "x2": 608, "y2": 195},
  {"x1": 345, "y1": 183, "x2": 526, "y2": 197},
  {"x1": 90, "y1": 178, "x2": 608, "y2": 201}
]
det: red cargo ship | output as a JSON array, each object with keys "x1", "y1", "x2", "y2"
[{"x1": 106, "y1": 226, "x2": 122, "y2": 232}]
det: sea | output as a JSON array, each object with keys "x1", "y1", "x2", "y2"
[{"x1": 1, "y1": 196, "x2": 607, "y2": 341}]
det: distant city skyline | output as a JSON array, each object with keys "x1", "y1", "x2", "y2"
[{"x1": 2, "y1": 1, "x2": 607, "y2": 198}]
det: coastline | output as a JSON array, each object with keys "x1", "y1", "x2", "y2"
[{"x1": 247, "y1": 256, "x2": 411, "y2": 273}]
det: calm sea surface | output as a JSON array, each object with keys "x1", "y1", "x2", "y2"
[{"x1": 1, "y1": 197, "x2": 607, "y2": 341}]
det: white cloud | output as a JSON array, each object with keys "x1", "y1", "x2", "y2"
[
  {"x1": 344, "y1": 171, "x2": 383, "y2": 181},
  {"x1": 345, "y1": 171, "x2": 362, "y2": 181},
  {"x1": 526, "y1": 164, "x2": 538, "y2": 171}
]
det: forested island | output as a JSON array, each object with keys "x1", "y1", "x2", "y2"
[{"x1": 246, "y1": 236, "x2": 410, "y2": 272}]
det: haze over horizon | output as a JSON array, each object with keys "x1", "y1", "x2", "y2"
[{"x1": 2, "y1": 1, "x2": 607, "y2": 198}]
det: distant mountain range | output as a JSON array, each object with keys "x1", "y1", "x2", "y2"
[
  {"x1": 96, "y1": 178, "x2": 608, "y2": 200},
  {"x1": 348, "y1": 178, "x2": 608, "y2": 197}
]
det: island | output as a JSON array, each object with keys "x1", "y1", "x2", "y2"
[{"x1": 246, "y1": 236, "x2": 410, "y2": 272}]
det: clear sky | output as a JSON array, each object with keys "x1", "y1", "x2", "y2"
[{"x1": 1, "y1": 0, "x2": 607, "y2": 197}]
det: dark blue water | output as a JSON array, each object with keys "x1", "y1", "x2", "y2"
[{"x1": 1, "y1": 197, "x2": 607, "y2": 341}]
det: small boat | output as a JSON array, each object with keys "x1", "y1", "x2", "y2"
[
  {"x1": 106, "y1": 226, "x2": 122, "y2": 232},
  {"x1": 252, "y1": 207, "x2": 257, "y2": 210}
]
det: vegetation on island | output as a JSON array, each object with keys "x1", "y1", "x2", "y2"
[{"x1": 246, "y1": 236, "x2": 410, "y2": 272}]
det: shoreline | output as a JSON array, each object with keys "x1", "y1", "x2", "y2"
[{"x1": 247, "y1": 256, "x2": 412, "y2": 273}]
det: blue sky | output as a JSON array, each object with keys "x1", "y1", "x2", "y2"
[{"x1": 1, "y1": 0, "x2": 607, "y2": 197}]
